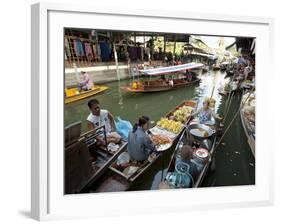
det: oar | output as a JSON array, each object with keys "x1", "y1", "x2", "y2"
[
  {"x1": 222, "y1": 74, "x2": 237, "y2": 123},
  {"x1": 222, "y1": 91, "x2": 234, "y2": 123},
  {"x1": 210, "y1": 85, "x2": 215, "y2": 99},
  {"x1": 214, "y1": 88, "x2": 254, "y2": 151}
]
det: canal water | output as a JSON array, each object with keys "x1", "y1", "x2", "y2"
[{"x1": 65, "y1": 70, "x2": 255, "y2": 189}]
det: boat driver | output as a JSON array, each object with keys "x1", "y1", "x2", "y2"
[
  {"x1": 87, "y1": 99, "x2": 121, "y2": 146},
  {"x1": 78, "y1": 71, "x2": 93, "y2": 91}
]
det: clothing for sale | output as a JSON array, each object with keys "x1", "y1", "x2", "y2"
[
  {"x1": 92, "y1": 44, "x2": 97, "y2": 59},
  {"x1": 74, "y1": 39, "x2": 85, "y2": 56},
  {"x1": 84, "y1": 42, "x2": 94, "y2": 60},
  {"x1": 136, "y1": 47, "x2": 142, "y2": 59},
  {"x1": 64, "y1": 38, "x2": 71, "y2": 56},
  {"x1": 128, "y1": 47, "x2": 138, "y2": 60},
  {"x1": 99, "y1": 42, "x2": 111, "y2": 62}
]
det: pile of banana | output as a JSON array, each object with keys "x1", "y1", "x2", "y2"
[
  {"x1": 157, "y1": 118, "x2": 183, "y2": 134},
  {"x1": 173, "y1": 105, "x2": 194, "y2": 124}
]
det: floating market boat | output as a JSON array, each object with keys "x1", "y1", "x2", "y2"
[
  {"x1": 202, "y1": 64, "x2": 209, "y2": 73},
  {"x1": 65, "y1": 85, "x2": 108, "y2": 104},
  {"x1": 220, "y1": 61, "x2": 229, "y2": 71},
  {"x1": 212, "y1": 63, "x2": 220, "y2": 71},
  {"x1": 240, "y1": 92, "x2": 255, "y2": 157},
  {"x1": 64, "y1": 122, "x2": 127, "y2": 194},
  {"x1": 85, "y1": 100, "x2": 197, "y2": 193},
  {"x1": 218, "y1": 80, "x2": 240, "y2": 96},
  {"x1": 121, "y1": 62, "x2": 203, "y2": 93},
  {"x1": 162, "y1": 124, "x2": 217, "y2": 188}
]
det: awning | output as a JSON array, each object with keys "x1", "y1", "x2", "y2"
[
  {"x1": 140, "y1": 62, "x2": 203, "y2": 76},
  {"x1": 221, "y1": 61, "x2": 229, "y2": 65},
  {"x1": 191, "y1": 52, "x2": 216, "y2": 59}
]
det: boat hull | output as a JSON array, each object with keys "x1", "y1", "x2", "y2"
[
  {"x1": 87, "y1": 100, "x2": 197, "y2": 192},
  {"x1": 240, "y1": 108, "x2": 255, "y2": 157},
  {"x1": 121, "y1": 79, "x2": 200, "y2": 93},
  {"x1": 164, "y1": 128, "x2": 217, "y2": 188},
  {"x1": 65, "y1": 85, "x2": 108, "y2": 104}
]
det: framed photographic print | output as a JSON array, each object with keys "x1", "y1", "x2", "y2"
[{"x1": 31, "y1": 2, "x2": 274, "y2": 221}]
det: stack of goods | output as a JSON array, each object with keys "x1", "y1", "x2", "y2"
[
  {"x1": 172, "y1": 106, "x2": 194, "y2": 124},
  {"x1": 157, "y1": 118, "x2": 183, "y2": 134}
]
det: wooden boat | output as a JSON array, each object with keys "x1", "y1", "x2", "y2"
[
  {"x1": 85, "y1": 100, "x2": 197, "y2": 192},
  {"x1": 225, "y1": 70, "x2": 234, "y2": 78},
  {"x1": 121, "y1": 62, "x2": 203, "y2": 93},
  {"x1": 64, "y1": 122, "x2": 127, "y2": 194},
  {"x1": 240, "y1": 92, "x2": 255, "y2": 157},
  {"x1": 162, "y1": 123, "x2": 217, "y2": 188},
  {"x1": 218, "y1": 81, "x2": 240, "y2": 96},
  {"x1": 220, "y1": 61, "x2": 229, "y2": 72},
  {"x1": 212, "y1": 63, "x2": 220, "y2": 71},
  {"x1": 65, "y1": 85, "x2": 108, "y2": 104},
  {"x1": 121, "y1": 78, "x2": 200, "y2": 93},
  {"x1": 202, "y1": 65, "x2": 209, "y2": 73}
]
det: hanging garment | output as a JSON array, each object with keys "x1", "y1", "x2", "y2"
[
  {"x1": 136, "y1": 47, "x2": 142, "y2": 60},
  {"x1": 74, "y1": 39, "x2": 85, "y2": 56},
  {"x1": 84, "y1": 42, "x2": 94, "y2": 60},
  {"x1": 92, "y1": 44, "x2": 97, "y2": 59},
  {"x1": 99, "y1": 42, "x2": 110, "y2": 62},
  {"x1": 128, "y1": 47, "x2": 138, "y2": 60},
  {"x1": 64, "y1": 38, "x2": 71, "y2": 56}
]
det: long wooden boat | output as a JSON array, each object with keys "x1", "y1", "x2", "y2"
[
  {"x1": 161, "y1": 123, "x2": 217, "y2": 189},
  {"x1": 65, "y1": 85, "x2": 108, "y2": 104},
  {"x1": 240, "y1": 92, "x2": 255, "y2": 157},
  {"x1": 121, "y1": 78, "x2": 200, "y2": 93},
  {"x1": 86, "y1": 100, "x2": 197, "y2": 193},
  {"x1": 121, "y1": 62, "x2": 203, "y2": 93},
  {"x1": 212, "y1": 63, "x2": 220, "y2": 71},
  {"x1": 64, "y1": 122, "x2": 127, "y2": 194}
]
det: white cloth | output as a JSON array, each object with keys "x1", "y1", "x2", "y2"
[{"x1": 87, "y1": 109, "x2": 112, "y2": 133}]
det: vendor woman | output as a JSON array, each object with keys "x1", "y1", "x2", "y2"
[
  {"x1": 191, "y1": 100, "x2": 222, "y2": 125},
  {"x1": 128, "y1": 116, "x2": 155, "y2": 162}
]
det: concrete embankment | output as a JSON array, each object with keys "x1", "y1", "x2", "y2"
[{"x1": 65, "y1": 63, "x2": 131, "y2": 87}]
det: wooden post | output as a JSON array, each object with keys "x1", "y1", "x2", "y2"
[
  {"x1": 173, "y1": 36, "x2": 177, "y2": 65},
  {"x1": 134, "y1": 32, "x2": 136, "y2": 46},
  {"x1": 73, "y1": 63, "x2": 80, "y2": 83},
  {"x1": 151, "y1": 35, "x2": 154, "y2": 60},
  {"x1": 163, "y1": 35, "x2": 166, "y2": 53},
  {"x1": 143, "y1": 33, "x2": 145, "y2": 61},
  {"x1": 113, "y1": 43, "x2": 120, "y2": 81}
]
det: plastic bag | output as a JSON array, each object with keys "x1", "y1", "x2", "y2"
[{"x1": 115, "y1": 117, "x2": 133, "y2": 141}]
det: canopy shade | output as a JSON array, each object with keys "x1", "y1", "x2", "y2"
[{"x1": 140, "y1": 62, "x2": 204, "y2": 76}]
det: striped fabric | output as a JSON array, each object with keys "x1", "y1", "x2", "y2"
[{"x1": 140, "y1": 62, "x2": 204, "y2": 76}]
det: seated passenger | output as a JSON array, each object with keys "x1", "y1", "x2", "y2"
[
  {"x1": 128, "y1": 116, "x2": 155, "y2": 162},
  {"x1": 87, "y1": 99, "x2": 121, "y2": 146},
  {"x1": 191, "y1": 100, "x2": 222, "y2": 125},
  {"x1": 78, "y1": 71, "x2": 93, "y2": 91},
  {"x1": 176, "y1": 145, "x2": 198, "y2": 181}
]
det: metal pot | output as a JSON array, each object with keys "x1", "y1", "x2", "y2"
[{"x1": 187, "y1": 123, "x2": 216, "y2": 140}]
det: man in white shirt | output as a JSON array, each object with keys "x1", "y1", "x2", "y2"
[{"x1": 87, "y1": 99, "x2": 121, "y2": 146}]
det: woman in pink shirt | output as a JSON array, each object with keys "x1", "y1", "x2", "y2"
[{"x1": 78, "y1": 71, "x2": 93, "y2": 91}]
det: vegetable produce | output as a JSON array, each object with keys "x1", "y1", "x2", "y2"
[
  {"x1": 172, "y1": 105, "x2": 193, "y2": 123},
  {"x1": 157, "y1": 118, "x2": 183, "y2": 134}
]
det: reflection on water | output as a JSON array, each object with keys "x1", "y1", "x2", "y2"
[
  {"x1": 64, "y1": 70, "x2": 255, "y2": 189},
  {"x1": 65, "y1": 71, "x2": 229, "y2": 131}
]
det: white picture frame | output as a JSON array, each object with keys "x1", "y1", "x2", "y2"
[{"x1": 31, "y1": 2, "x2": 274, "y2": 221}]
